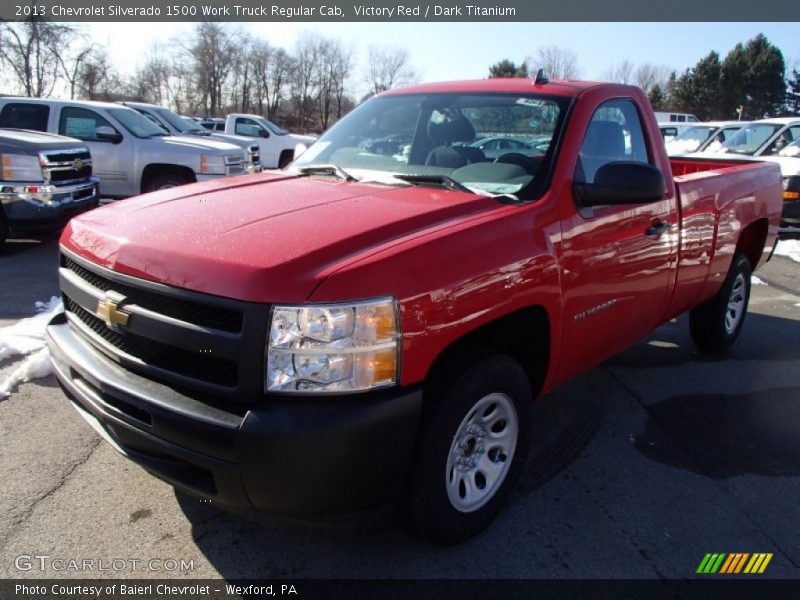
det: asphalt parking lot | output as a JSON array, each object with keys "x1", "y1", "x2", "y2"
[{"x1": 1, "y1": 237, "x2": 799, "y2": 580}]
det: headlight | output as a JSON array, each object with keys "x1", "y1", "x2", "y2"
[
  {"x1": 266, "y1": 297, "x2": 399, "y2": 393},
  {"x1": 199, "y1": 154, "x2": 226, "y2": 175},
  {"x1": 1, "y1": 154, "x2": 43, "y2": 181}
]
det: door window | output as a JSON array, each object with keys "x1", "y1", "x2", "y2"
[
  {"x1": 59, "y1": 107, "x2": 116, "y2": 141},
  {"x1": 575, "y1": 98, "x2": 650, "y2": 184}
]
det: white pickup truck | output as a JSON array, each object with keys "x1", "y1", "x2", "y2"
[
  {"x1": 224, "y1": 113, "x2": 316, "y2": 168},
  {"x1": 0, "y1": 98, "x2": 248, "y2": 198},
  {"x1": 121, "y1": 102, "x2": 262, "y2": 173}
]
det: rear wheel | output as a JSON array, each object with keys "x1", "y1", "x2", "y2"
[
  {"x1": 690, "y1": 253, "x2": 752, "y2": 353},
  {"x1": 404, "y1": 350, "x2": 533, "y2": 544}
]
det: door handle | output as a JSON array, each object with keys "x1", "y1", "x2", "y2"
[{"x1": 645, "y1": 221, "x2": 671, "y2": 236}]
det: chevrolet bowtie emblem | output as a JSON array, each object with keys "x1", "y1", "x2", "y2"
[
  {"x1": 73, "y1": 158, "x2": 84, "y2": 171},
  {"x1": 97, "y1": 291, "x2": 129, "y2": 330}
]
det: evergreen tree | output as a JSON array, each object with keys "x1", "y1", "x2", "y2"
[
  {"x1": 647, "y1": 84, "x2": 666, "y2": 110},
  {"x1": 488, "y1": 59, "x2": 528, "y2": 78},
  {"x1": 787, "y1": 69, "x2": 800, "y2": 115},
  {"x1": 721, "y1": 34, "x2": 785, "y2": 119}
]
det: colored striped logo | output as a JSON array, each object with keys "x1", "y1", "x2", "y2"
[{"x1": 696, "y1": 553, "x2": 773, "y2": 574}]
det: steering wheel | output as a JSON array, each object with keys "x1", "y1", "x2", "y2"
[{"x1": 493, "y1": 153, "x2": 541, "y2": 175}]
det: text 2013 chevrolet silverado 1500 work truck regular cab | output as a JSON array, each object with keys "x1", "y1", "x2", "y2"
[
  {"x1": 0, "y1": 129, "x2": 98, "y2": 246},
  {"x1": 46, "y1": 78, "x2": 782, "y2": 544}
]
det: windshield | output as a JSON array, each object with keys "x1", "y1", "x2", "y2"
[
  {"x1": 155, "y1": 107, "x2": 205, "y2": 134},
  {"x1": 720, "y1": 123, "x2": 781, "y2": 155},
  {"x1": 108, "y1": 107, "x2": 169, "y2": 138},
  {"x1": 291, "y1": 92, "x2": 569, "y2": 198},
  {"x1": 674, "y1": 126, "x2": 715, "y2": 144}
]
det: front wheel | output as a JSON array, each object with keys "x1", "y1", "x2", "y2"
[
  {"x1": 143, "y1": 173, "x2": 192, "y2": 194},
  {"x1": 690, "y1": 253, "x2": 752, "y2": 353},
  {"x1": 404, "y1": 351, "x2": 533, "y2": 544}
]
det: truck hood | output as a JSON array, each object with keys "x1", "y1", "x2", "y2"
[
  {"x1": 158, "y1": 135, "x2": 242, "y2": 155},
  {"x1": 0, "y1": 128, "x2": 86, "y2": 153},
  {"x1": 61, "y1": 172, "x2": 498, "y2": 303}
]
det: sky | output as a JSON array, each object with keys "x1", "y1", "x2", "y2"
[{"x1": 85, "y1": 21, "x2": 799, "y2": 95}]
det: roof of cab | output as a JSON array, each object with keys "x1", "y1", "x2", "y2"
[{"x1": 379, "y1": 77, "x2": 621, "y2": 98}]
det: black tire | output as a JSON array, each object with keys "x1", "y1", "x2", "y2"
[
  {"x1": 143, "y1": 173, "x2": 192, "y2": 194},
  {"x1": 404, "y1": 349, "x2": 533, "y2": 544},
  {"x1": 278, "y1": 150, "x2": 294, "y2": 169},
  {"x1": 0, "y1": 209, "x2": 7, "y2": 248},
  {"x1": 689, "y1": 253, "x2": 752, "y2": 353}
]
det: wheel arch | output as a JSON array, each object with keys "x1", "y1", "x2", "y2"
[
  {"x1": 423, "y1": 305, "x2": 551, "y2": 403},
  {"x1": 735, "y1": 217, "x2": 769, "y2": 271},
  {"x1": 140, "y1": 163, "x2": 196, "y2": 194}
]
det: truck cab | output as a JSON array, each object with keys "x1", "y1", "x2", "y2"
[
  {"x1": 0, "y1": 98, "x2": 248, "y2": 198},
  {"x1": 119, "y1": 102, "x2": 262, "y2": 173},
  {"x1": 225, "y1": 113, "x2": 316, "y2": 168}
]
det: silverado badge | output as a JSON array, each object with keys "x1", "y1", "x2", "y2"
[
  {"x1": 96, "y1": 291, "x2": 129, "y2": 331},
  {"x1": 72, "y1": 158, "x2": 85, "y2": 171}
]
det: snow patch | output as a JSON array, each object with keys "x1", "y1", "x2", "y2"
[
  {"x1": 774, "y1": 239, "x2": 800, "y2": 263},
  {"x1": 0, "y1": 297, "x2": 62, "y2": 398},
  {"x1": 751, "y1": 275, "x2": 767, "y2": 286}
]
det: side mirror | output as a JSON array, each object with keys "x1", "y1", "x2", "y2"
[
  {"x1": 573, "y1": 161, "x2": 666, "y2": 207},
  {"x1": 96, "y1": 126, "x2": 123, "y2": 144},
  {"x1": 259, "y1": 128, "x2": 270, "y2": 139}
]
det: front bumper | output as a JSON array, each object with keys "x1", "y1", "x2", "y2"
[
  {"x1": 1, "y1": 177, "x2": 99, "y2": 232},
  {"x1": 782, "y1": 176, "x2": 800, "y2": 227},
  {"x1": 46, "y1": 314, "x2": 423, "y2": 517}
]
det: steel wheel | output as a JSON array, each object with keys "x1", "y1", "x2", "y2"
[
  {"x1": 404, "y1": 350, "x2": 533, "y2": 544},
  {"x1": 724, "y1": 273, "x2": 746, "y2": 335},
  {"x1": 445, "y1": 392, "x2": 518, "y2": 513}
]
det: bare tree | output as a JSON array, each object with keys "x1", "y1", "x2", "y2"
[
  {"x1": 530, "y1": 46, "x2": 581, "y2": 79},
  {"x1": 315, "y1": 38, "x2": 353, "y2": 129},
  {"x1": 249, "y1": 39, "x2": 273, "y2": 115},
  {"x1": 0, "y1": 17, "x2": 78, "y2": 97},
  {"x1": 604, "y1": 60, "x2": 635, "y2": 84},
  {"x1": 634, "y1": 63, "x2": 671, "y2": 94},
  {"x1": 267, "y1": 48, "x2": 292, "y2": 118},
  {"x1": 188, "y1": 22, "x2": 239, "y2": 115},
  {"x1": 75, "y1": 48, "x2": 121, "y2": 101},
  {"x1": 365, "y1": 45, "x2": 417, "y2": 96}
]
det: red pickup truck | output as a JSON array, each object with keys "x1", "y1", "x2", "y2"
[{"x1": 46, "y1": 78, "x2": 782, "y2": 544}]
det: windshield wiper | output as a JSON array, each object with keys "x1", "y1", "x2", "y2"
[
  {"x1": 394, "y1": 174, "x2": 472, "y2": 193},
  {"x1": 297, "y1": 164, "x2": 358, "y2": 181}
]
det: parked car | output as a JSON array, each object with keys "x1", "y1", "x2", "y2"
[
  {"x1": 119, "y1": 102, "x2": 262, "y2": 173},
  {"x1": 0, "y1": 97, "x2": 247, "y2": 198},
  {"x1": 198, "y1": 117, "x2": 225, "y2": 132},
  {"x1": 659, "y1": 122, "x2": 694, "y2": 143},
  {"x1": 654, "y1": 111, "x2": 699, "y2": 123},
  {"x1": 224, "y1": 113, "x2": 316, "y2": 168},
  {"x1": 709, "y1": 117, "x2": 800, "y2": 158},
  {"x1": 665, "y1": 121, "x2": 747, "y2": 156},
  {"x1": 468, "y1": 136, "x2": 545, "y2": 159},
  {"x1": 0, "y1": 128, "x2": 98, "y2": 246},
  {"x1": 46, "y1": 78, "x2": 782, "y2": 544},
  {"x1": 754, "y1": 150, "x2": 800, "y2": 228}
]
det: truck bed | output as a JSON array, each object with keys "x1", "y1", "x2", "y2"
[{"x1": 666, "y1": 157, "x2": 782, "y2": 319}]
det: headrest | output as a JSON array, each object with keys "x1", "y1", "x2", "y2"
[{"x1": 428, "y1": 114, "x2": 476, "y2": 146}]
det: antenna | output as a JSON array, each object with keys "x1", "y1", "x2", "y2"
[{"x1": 534, "y1": 69, "x2": 549, "y2": 85}]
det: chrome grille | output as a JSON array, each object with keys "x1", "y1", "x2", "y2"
[{"x1": 41, "y1": 147, "x2": 92, "y2": 184}]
